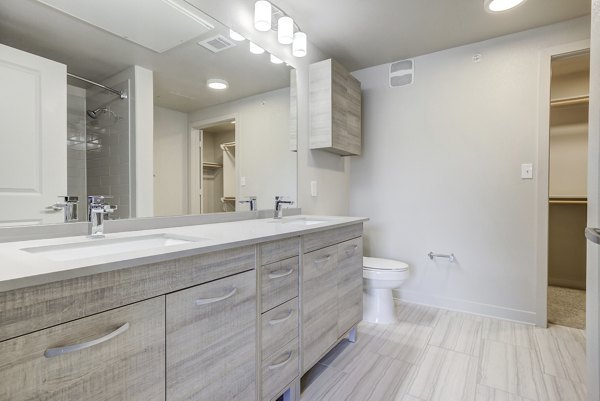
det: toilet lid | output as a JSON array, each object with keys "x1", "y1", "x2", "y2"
[{"x1": 363, "y1": 257, "x2": 409, "y2": 271}]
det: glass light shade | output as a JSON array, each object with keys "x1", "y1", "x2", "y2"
[
  {"x1": 292, "y1": 32, "x2": 307, "y2": 57},
  {"x1": 249, "y1": 42, "x2": 265, "y2": 54},
  {"x1": 229, "y1": 29, "x2": 245, "y2": 42},
  {"x1": 270, "y1": 54, "x2": 283, "y2": 64},
  {"x1": 207, "y1": 79, "x2": 228, "y2": 90},
  {"x1": 254, "y1": 1, "x2": 272, "y2": 31},
  {"x1": 484, "y1": 0, "x2": 526, "y2": 12},
  {"x1": 277, "y1": 16, "x2": 294, "y2": 44}
]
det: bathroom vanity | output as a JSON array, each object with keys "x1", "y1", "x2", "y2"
[{"x1": 0, "y1": 216, "x2": 365, "y2": 401}]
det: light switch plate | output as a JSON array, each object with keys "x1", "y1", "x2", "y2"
[
  {"x1": 521, "y1": 163, "x2": 533, "y2": 179},
  {"x1": 310, "y1": 181, "x2": 318, "y2": 197},
  {"x1": 240, "y1": 176, "x2": 246, "y2": 186}
]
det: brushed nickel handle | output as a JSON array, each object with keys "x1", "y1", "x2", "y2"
[
  {"x1": 268, "y1": 268, "x2": 294, "y2": 280},
  {"x1": 345, "y1": 244, "x2": 359, "y2": 255},
  {"x1": 267, "y1": 351, "x2": 293, "y2": 370},
  {"x1": 586, "y1": 227, "x2": 600, "y2": 245},
  {"x1": 196, "y1": 287, "x2": 237, "y2": 306},
  {"x1": 268, "y1": 310, "x2": 294, "y2": 325},
  {"x1": 314, "y1": 255, "x2": 331, "y2": 267},
  {"x1": 44, "y1": 322, "x2": 129, "y2": 358}
]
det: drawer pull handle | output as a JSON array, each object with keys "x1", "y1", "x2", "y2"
[
  {"x1": 44, "y1": 322, "x2": 130, "y2": 358},
  {"x1": 268, "y1": 310, "x2": 294, "y2": 325},
  {"x1": 268, "y1": 268, "x2": 294, "y2": 280},
  {"x1": 196, "y1": 287, "x2": 237, "y2": 306},
  {"x1": 345, "y1": 244, "x2": 359, "y2": 255},
  {"x1": 267, "y1": 351, "x2": 293, "y2": 370},
  {"x1": 314, "y1": 255, "x2": 331, "y2": 267}
]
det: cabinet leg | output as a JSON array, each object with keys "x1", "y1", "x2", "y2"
[{"x1": 348, "y1": 326, "x2": 358, "y2": 343}]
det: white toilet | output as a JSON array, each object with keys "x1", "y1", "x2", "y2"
[{"x1": 362, "y1": 257, "x2": 410, "y2": 324}]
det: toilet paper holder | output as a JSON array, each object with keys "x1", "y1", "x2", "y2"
[{"x1": 428, "y1": 252, "x2": 456, "y2": 263}]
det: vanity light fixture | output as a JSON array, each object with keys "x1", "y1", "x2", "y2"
[
  {"x1": 206, "y1": 79, "x2": 228, "y2": 90},
  {"x1": 254, "y1": 1, "x2": 272, "y2": 31},
  {"x1": 277, "y1": 16, "x2": 294, "y2": 44},
  {"x1": 270, "y1": 54, "x2": 284, "y2": 64},
  {"x1": 484, "y1": 0, "x2": 527, "y2": 12},
  {"x1": 229, "y1": 29, "x2": 245, "y2": 41},
  {"x1": 292, "y1": 32, "x2": 307, "y2": 57},
  {"x1": 249, "y1": 42, "x2": 265, "y2": 54}
]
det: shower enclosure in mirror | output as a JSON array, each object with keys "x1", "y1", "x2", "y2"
[{"x1": 0, "y1": 0, "x2": 297, "y2": 226}]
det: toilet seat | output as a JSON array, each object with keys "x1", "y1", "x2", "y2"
[{"x1": 363, "y1": 257, "x2": 409, "y2": 272}]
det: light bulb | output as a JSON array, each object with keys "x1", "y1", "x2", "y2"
[
  {"x1": 484, "y1": 0, "x2": 526, "y2": 12},
  {"x1": 277, "y1": 16, "x2": 294, "y2": 45},
  {"x1": 254, "y1": 0, "x2": 272, "y2": 31},
  {"x1": 292, "y1": 32, "x2": 307, "y2": 57},
  {"x1": 270, "y1": 54, "x2": 283, "y2": 64},
  {"x1": 249, "y1": 42, "x2": 265, "y2": 55},
  {"x1": 229, "y1": 29, "x2": 245, "y2": 42},
  {"x1": 207, "y1": 79, "x2": 228, "y2": 90}
]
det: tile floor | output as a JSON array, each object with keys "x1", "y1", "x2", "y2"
[{"x1": 301, "y1": 301, "x2": 586, "y2": 401}]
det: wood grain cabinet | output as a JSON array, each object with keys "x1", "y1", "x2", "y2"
[
  {"x1": 0, "y1": 297, "x2": 165, "y2": 401},
  {"x1": 301, "y1": 224, "x2": 364, "y2": 374},
  {"x1": 309, "y1": 58, "x2": 362, "y2": 156},
  {"x1": 166, "y1": 270, "x2": 256, "y2": 401}
]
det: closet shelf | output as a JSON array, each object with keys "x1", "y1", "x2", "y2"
[
  {"x1": 549, "y1": 196, "x2": 587, "y2": 205},
  {"x1": 221, "y1": 196, "x2": 236, "y2": 202},
  {"x1": 203, "y1": 162, "x2": 223, "y2": 169},
  {"x1": 550, "y1": 95, "x2": 589, "y2": 108},
  {"x1": 220, "y1": 142, "x2": 236, "y2": 151}
]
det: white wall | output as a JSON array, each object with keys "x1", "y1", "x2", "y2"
[
  {"x1": 188, "y1": 87, "x2": 296, "y2": 211},
  {"x1": 154, "y1": 106, "x2": 188, "y2": 216},
  {"x1": 350, "y1": 17, "x2": 590, "y2": 323}
]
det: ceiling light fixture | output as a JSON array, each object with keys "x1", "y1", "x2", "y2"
[
  {"x1": 292, "y1": 32, "x2": 307, "y2": 57},
  {"x1": 270, "y1": 54, "x2": 283, "y2": 64},
  {"x1": 254, "y1": 0, "x2": 272, "y2": 31},
  {"x1": 249, "y1": 42, "x2": 265, "y2": 54},
  {"x1": 484, "y1": 0, "x2": 526, "y2": 12},
  {"x1": 206, "y1": 79, "x2": 228, "y2": 90},
  {"x1": 277, "y1": 16, "x2": 294, "y2": 44},
  {"x1": 229, "y1": 29, "x2": 245, "y2": 41}
]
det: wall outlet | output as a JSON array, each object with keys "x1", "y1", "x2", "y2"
[
  {"x1": 521, "y1": 163, "x2": 533, "y2": 179},
  {"x1": 310, "y1": 181, "x2": 318, "y2": 197}
]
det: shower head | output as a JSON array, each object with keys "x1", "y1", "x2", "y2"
[{"x1": 86, "y1": 107, "x2": 102, "y2": 119}]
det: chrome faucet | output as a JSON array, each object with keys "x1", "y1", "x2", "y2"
[
  {"x1": 88, "y1": 196, "x2": 117, "y2": 238},
  {"x1": 239, "y1": 196, "x2": 258, "y2": 211},
  {"x1": 274, "y1": 196, "x2": 294, "y2": 219},
  {"x1": 53, "y1": 196, "x2": 79, "y2": 223}
]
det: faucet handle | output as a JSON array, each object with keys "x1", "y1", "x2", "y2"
[{"x1": 88, "y1": 195, "x2": 113, "y2": 205}]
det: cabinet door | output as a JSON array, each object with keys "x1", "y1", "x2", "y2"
[
  {"x1": 0, "y1": 297, "x2": 165, "y2": 401},
  {"x1": 337, "y1": 237, "x2": 363, "y2": 336},
  {"x1": 166, "y1": 270, "x2": 256, "y2": 401},
  {"x1": 301, "y1": 245, "x2": 338, "y2": 373}
]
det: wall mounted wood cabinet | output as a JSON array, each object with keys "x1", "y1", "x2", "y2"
[{"x1": 309, "y1": 58, "x2": 362, "y2": 156}]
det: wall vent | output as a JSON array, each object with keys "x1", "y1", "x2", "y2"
[
  {"x1": 389, "y1": 59, "x2": 414, "y2": 88},
  {"x1": 198, "y1": 34, "x2": 236, "y2": 53}
]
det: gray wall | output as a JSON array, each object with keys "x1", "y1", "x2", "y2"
[{"x1": 350, "y1": 17, "x2": 590, "y2": 323}]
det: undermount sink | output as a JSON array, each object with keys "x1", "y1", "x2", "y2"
[
  {"x1": 21, "y1": 233, "x2": 207, "y2": 262},
  {"x1": 268, "y1": 217, "x2": 328, "y2": 226}
]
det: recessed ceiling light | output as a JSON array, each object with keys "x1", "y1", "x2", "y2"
[
  {"x1": 229, "y1": 29, "x2": 245, "y2": 42},
  {"x1": 484, "y1": 0, "x2": 527, "y2": 12},
  {"x1": 270, "y1": 54, "x2": 283, "y2": 64},
  {"x1": 249, "y1": 42, "x2": 265, "y2": 54},
  {"x1": 207, "y1": 79, "x2": 228, "y2": 90}
]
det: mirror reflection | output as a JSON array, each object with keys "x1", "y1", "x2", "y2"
[{"x1": 0, "y1": 0, "x2": 297, "y2": 226}]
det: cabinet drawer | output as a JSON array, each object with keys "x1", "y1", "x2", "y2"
[
  {"x1": 337, "y1": 237, "x2": 363, "y2": 336},
  {"x1": 301, "y1": 245, "x2": 338, "y2": 373},
  {"x1": 261, "y1": 298, "x2": 298, "y2": 360},
  {"x1": 261, "y1": 338, "x2": 299, "y2": 401},
  {"x1": 166, "y1": 270, "x2": 256, "y2": 401},
  {"x1": 260, "y1": 237, "x2": 300, "y2": 265},
  {"x1": 303, "y1": 223, "x2": 363, "y2": 253},
  {"x1": 0, "y1": 297, "x2": 165, "y2": 401},
  {"x1": 261, "y1": 256, "x2": 299, "y2": 313}
]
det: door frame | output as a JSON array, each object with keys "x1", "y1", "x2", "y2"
[
  {"x1": 535, "y1": 39, "x2": 590, "y2": 327},
  {"x1": 188, "y1": 114, "x2": 238, "y2": 214}
]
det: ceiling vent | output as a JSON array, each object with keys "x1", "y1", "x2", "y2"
[
  {"x1": 198, "y1": 34, "x2": 236, "y2": 53},
  {"x1": 389, "y1": 59, "x2": 414, "y2": 88}
]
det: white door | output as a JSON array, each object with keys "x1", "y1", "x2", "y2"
[
  {"x1": 0, "y1": 44, "x2": 67, "y2": 225},
  {"x1": 189, "y1": 128, "x2": 203, "y2": 214},
  {"x1": 586, "y1": 2, "x2": 600, "y2": 399}
]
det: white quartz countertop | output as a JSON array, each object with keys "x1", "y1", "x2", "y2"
[{"x1": 0, "y1": 215, "x2": 367, "y2": 292}]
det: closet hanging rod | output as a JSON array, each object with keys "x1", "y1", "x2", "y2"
[
  {"x1": 550, "y1": 95, "x2": 588, "y2": 108},
  {"x1": 67, "y1": 73, "x2": 128, "y2": 100}
]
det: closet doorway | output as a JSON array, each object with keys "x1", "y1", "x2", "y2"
[{"x1": 547, "y1": 50, "x2": 590, "y2": 329}]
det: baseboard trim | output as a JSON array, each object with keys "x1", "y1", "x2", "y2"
[{"x1": 394, "y1": 289, "x2": 537, "y2": 325}]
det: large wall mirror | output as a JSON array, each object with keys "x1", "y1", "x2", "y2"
[{"x1": 0, "y1": 0, "x2": 297, "y2": 226}]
